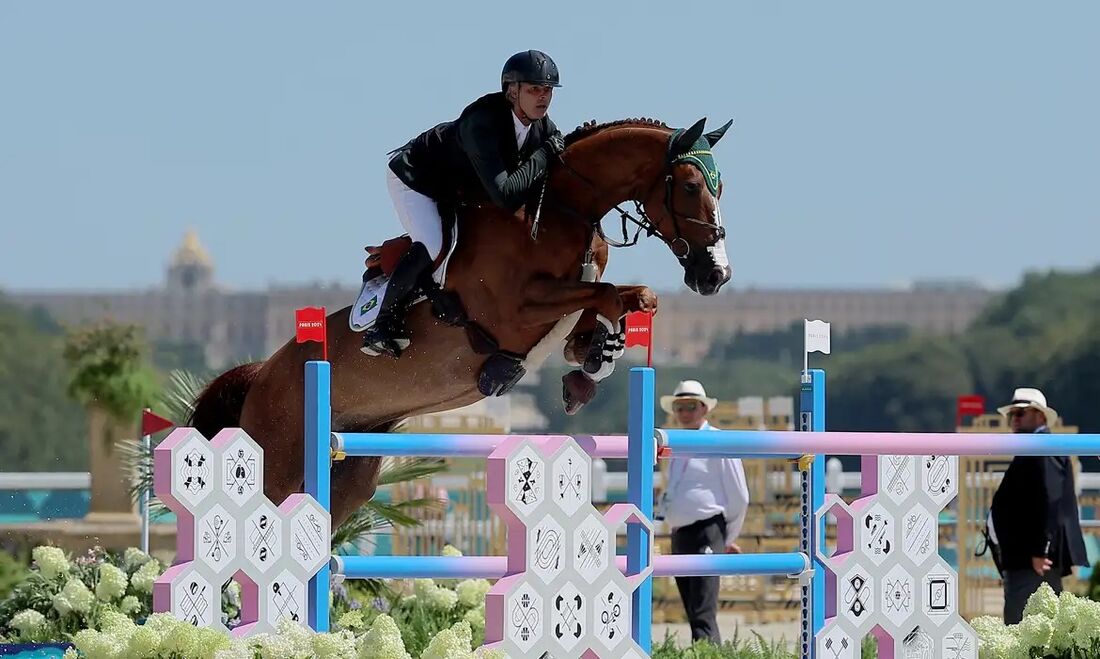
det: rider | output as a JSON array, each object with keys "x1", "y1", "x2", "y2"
[{"x1": 362, "y1": 49, "x2": 567, "y2": 358}]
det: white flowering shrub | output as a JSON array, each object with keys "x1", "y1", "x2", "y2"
[
  {"x1": 971, "y1": 583, "x2": 1100, "y2": 659},
  {"x1": 0, "y1": 543, "x2": 503, "y2": 658},
  {"x1": 0, "y1": 544, "x2": 169, "y2": 642},
  {"x1": 328, "y1": 545, "x2": 492, "y2": 657}
]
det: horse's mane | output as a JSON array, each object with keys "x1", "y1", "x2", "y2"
[{"x1": 563, "y1": 117, "x2": 670, "y2": 147}]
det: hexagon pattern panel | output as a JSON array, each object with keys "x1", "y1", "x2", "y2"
[
  {"x1": 152, "y1": 427, "x2": 330, "y2": 637},
  {"x1": 485, "y1": 435, "x2": 651, "y2": 658},
  {"x1": 817, "y1": 454, "x2": 977, "y2": 659}
]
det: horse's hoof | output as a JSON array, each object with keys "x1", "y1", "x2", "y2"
[{"x1": 562, "y1": 369, "x2": 597, "y2": 416}]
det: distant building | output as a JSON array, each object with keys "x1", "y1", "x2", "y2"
[
  {"x1": 11, "y1": 231, "x2": 354, "y2": 370},
  {"x1": 653, "y1": 284, "x2": 996, "y2": 364}
]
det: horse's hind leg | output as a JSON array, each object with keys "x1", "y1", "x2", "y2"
[
  {"x1": 329, "y1": 456, "x2": 383, "y2": 530},
  {"x1": 326, "y1": 417, "x2": 401, "y2": 530}
]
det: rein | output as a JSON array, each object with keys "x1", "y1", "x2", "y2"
[{"x1": 535, "y1": 132, "x2": 725, "y2": 260}]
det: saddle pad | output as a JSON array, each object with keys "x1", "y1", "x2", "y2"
[
  {"x1": 349, "y1": 208, "x2": 460, "y2": 332},
  {"x1": 349, "y1": 275, "x2": 390, "y2": 331},
  {"x1": 349, "y1": 276, "x2": 428, "y2": 332}
]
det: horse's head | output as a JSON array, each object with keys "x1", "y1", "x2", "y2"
[{"x1": 642, "y1": 117, "x2": 733, "y2": 295}]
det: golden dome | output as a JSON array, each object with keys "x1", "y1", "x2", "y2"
[{"x1": 171, "y1": 230, "x2": 212, "y2": 268}]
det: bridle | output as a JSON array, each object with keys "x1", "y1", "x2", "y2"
[{"x1": 537, "y1": 138, "x2": 725, "y2": 262}]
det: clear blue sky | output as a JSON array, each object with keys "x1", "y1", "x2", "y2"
[{"x1": 2, "y1": 1, "x2": 1097, "y2": 294}]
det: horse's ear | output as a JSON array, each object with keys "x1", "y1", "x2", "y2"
[
  {"x1": 675, "y1": 117, "x2": 707, "y2": 153},
  {"x1": 704, "y1": 119, "x2": 734, "y2": 147}
]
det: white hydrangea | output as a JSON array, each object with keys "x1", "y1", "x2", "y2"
[
  {"x1": 119, "y1": 595, "x2": 142, "y2": 615},
  {"x1": 1023, "y1": 582, "x2": 1059, "y2": 620},
  {"x1": 126, "y1": 625, "x2": 163, "y2": 657},
  {"x1": 357, "y1": 614, "x2": 411, "y2": 659},
  {"x1": 455, "y1": 579, "x2": 490, "y2": 608},
  {"x1": 53, "y1": 578, "x2": 94, "y2": 615},
  {"x1": 72, "y1": 628, "x2": 129, "y2": 659},
  {"x1": 1016, "y1": 613, "x2": 1054, "y2": 652},
  {"x1": 98, "y1": 609, "x2": 136, "y2": 635},
  {"x1": 129, "y1": 559, "x2": 162, "y2": 593},
  {"x1": 312, "y1": 628, "x2": 359, "y2": 658},
  {"x1": 463, "y1": 603, "x2": 486, "y2": 633},
  {"x1": 32, "y1": 546, "x2": 70, "y2": 580},
  {"x1": 10, "y1": 610, "x2": 46, "y2": 638},
  {"x1": 421, "y1": 620, "x2": 474, "y2": 659},
  {"x1": 336, "y1": 610, "x2": 365, "y2": 631},
  {"x1": 413, "y1": 578, "x2": 458, "y2": 610},
  {"x1": 123, "y1": 547, "x2": 149, "y2": 570},
  {"x1": 96, "y1": 564, "x2": 129, "y2": 601}
]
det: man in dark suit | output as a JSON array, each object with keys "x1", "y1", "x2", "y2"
[{"x1": 988, "y1": 387, "x2": 1088, "y2": 624}]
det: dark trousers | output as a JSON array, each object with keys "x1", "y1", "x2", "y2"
[
  {"x1": 1003, "y1": 567, "x2": 1063, "y2": 624},
  {"x1": 671, "y1": 514, "x2": 726, "y2": 645}
]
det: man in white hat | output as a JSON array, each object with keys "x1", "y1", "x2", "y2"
[
  {"x1": 658, "y1": 380, "x2": 749, "y2": 645},
  {"x1": 988, "y1": 387, "x2": 1087, "y2": 624}
]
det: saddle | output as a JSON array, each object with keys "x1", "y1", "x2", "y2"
[
  {"x1": 351, "y1": 210, "x2": 525, "y2": 397},
  {"x1": 351, "y1": 200, "x2": 460, "y2": 334}
]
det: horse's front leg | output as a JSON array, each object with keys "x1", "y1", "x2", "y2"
[
  {"x1": 563, "y1": 285, "x2": 658, "y2": 365},
  {"x1": 518, "y1": 278, "x2": 626, "y2": 415},
  {"x1": 516, "y1": 278, "x2": 624, "y2": 329}
]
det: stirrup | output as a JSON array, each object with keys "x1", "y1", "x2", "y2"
[
  {"x1": 361, "y1": 330, "x2": 411, "y2": 358},
  {"x1": 360, "y1": 318, "x2": 411, "y2": 358}
]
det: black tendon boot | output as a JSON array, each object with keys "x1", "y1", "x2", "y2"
[{"x1": 360, "y1": 242, "x2": 433, "y2": 358}]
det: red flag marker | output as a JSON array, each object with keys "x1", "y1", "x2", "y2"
[
  {"x1": 141, "y1": 410, "x2": 175, "y2": 436},
  {"x1": 295, "y1": 306, "x2": 328, "y2": 361},
  {"x1": 624, "y1": 310, "x2": 654, "y2": 367}
]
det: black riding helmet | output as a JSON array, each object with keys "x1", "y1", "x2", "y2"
[{"x1": 501, "y1": 50, "x2": 561, "y2": 92}]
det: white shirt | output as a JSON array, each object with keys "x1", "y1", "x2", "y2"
[
  {"x1": 512, "y1": 110, "x2": 531, "y2": 150},
  {"x1": 662, "y1": 421, "x2": 750, "y2": 546}
]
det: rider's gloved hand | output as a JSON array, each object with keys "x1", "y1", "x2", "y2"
[{"x1": 543, "y1": 131, "x2": 565, "y2": 157}]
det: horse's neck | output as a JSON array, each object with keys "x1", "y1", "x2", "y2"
[{"x1": 558, "y1": 127, "x2": 668, "y2": 218}]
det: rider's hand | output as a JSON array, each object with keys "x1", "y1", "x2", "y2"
[{"x1": 544, "y1": 132, "x2": 565, "y2": 156}]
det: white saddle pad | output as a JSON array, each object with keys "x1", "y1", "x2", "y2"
[
  {"x1": 349, "y1": 276, "x2": 389, "y2": 331},
  {"x1": 349, "y1": 275, "x2": 427, "y2": 332}
]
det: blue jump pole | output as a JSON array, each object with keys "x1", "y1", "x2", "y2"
[
  {"x1": 305, "y1": 360, "x2": 331, "y2": 633},
  {"x1": 800, "y1": 368, "x2": 826, "y2": 659},
  {"x1": 628, "y1": 367, "x2": 656, "y2": 653}
]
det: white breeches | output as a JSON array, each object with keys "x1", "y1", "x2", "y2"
[{"x1": 386, "y1": 167, "x2": 444, "y2": 260}]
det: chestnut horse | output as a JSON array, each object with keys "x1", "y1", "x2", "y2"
[{"x1": 188, "y1": 116, "x2": 733, "y2": 528}]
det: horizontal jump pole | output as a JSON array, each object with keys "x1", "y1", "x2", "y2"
[
  {"x1": 332, "y1": 555, "x2": 509, "y2": 580},
  {"x1": 639, "y1": 551, "x2": 811, "y2": 578},
  {"x1": 330, "y1": 552, "x2": 809, "y2": 580},
  {"x1": 660, "y1": 428, "x2": 1100, "y2": 458},
  {"x1": 332, "y1": 432, "x2": 630, "y2": 459}
]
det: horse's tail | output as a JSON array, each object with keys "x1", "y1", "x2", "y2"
[{"x1": 188, "y1": 362, "x2": 264, "y2": 438}]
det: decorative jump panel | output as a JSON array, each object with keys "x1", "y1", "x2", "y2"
[
  {"x1": 816, "y1": 454, "x2": 977, "y2": 659},
  {"x1": 153, "y1": 428, "x2": 330, "y2": 637},
  {"x1": 484, "y1": 435, "x2": 653, "y2": 658}
]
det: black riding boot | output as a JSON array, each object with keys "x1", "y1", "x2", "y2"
[{"x1": 361, "y1": 242, "x2": 433, "y2": 358}]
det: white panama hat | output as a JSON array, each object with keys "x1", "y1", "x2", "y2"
[
  {"x1": 996, "y1": 387, "x2": 1058, "y2": 428},
  {"x1": 660, "y1": 380, "x2": 718, "y2": 414}
]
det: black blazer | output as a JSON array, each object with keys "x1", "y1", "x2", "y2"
[
  {"x1": 387, "y1": 92, "x2": 558, "y2": 212},
  {"x1": 989, "y1": 428, "x2": 1088, "y2": 574}
]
